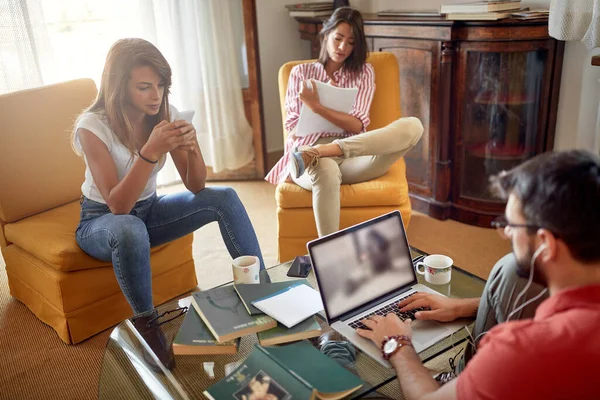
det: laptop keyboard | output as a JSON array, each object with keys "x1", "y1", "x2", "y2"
[{"x1": 348, "y1": 292, "x2": 429, "y2": 331}]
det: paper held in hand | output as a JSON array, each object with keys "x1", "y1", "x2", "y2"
[{"x1": 295, "y1": 80, "x2": 358, "y2": 137}]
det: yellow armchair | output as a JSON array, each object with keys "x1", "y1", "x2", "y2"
[
  {"x1": 275, "y1": 52, "x2": 412, "y2": 262},
  {"x1": 0, "y1": 79, "x2": 197, "y2": 344}
]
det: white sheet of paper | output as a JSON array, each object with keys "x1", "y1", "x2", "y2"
[
  {"x1": 251, "y1": 284, "x2": 324, "y2": 328},
  {"x1": 295, "y1": 80, "x2": 358, "y2": 137}
]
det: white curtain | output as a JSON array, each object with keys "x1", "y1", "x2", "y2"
[
  {"x1": 596, "y1": 84, "x2": 600, "y2": 154},
  {"x1": 549, "y1": 0, "x2": 600, "y2": 50},
  {"x1": 142, "y1": 0, "x2": 255, "y2": 179},
  {"x1": 0, "y1": 0, "x2": 49, "y2": 93},
  {"x1": 549, "y1": 0, "x2": 600, "y2": 155},
  {"x1": 2, "y1": 0, "x2": 254, "y2": 184}
]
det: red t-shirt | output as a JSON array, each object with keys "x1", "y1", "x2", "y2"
[{"x1": 457, "y1": 284, "x2": 600, "y2": 400}]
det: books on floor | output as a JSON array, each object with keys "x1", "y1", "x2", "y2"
[
  {"x1": 258, "y1": 316, "x2": 322, "y2": 346},
  {"x1": 172, "y1": 306, "x2": 239, "y2": 355},
  {"x1": 204, "y1": 341, "x2": 363, "y2": 400},
  {"x1": 440, "y1": 1, "x2": 522, "y2": 14},
  {"x1": 252, "y1": 283, "x2": 324, "y2": 328},
  {"x1": 234, "y1": 279, "x2": 312, "y2": 315},
  {"x1": 191, "y1": 286, "x2": 276, "y2": 343}
]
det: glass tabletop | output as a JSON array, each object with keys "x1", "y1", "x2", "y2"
[{"x1": 98, "y1": 247, "x2": 485, "y2": 399}]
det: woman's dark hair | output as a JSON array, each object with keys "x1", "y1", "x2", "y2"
[
  {"x1": 318, "y1": 7, "x2": 368, "y2": 74},
  {"x1": 490, "y1": 150, "x2": 600, "y2": 262},
  {"x1": 73, "y1": 38, "x2": 172, "y2": 160}
]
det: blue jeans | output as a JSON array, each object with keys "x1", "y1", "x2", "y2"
[{"x1": 75, "y1": 187, "x2": 266, "y2": 316}]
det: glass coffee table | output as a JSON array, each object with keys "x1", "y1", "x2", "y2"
[{"x1": 98, "y1": 248, "x2": 485, "y2": 399}]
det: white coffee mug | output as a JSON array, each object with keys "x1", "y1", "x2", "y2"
[
  {"x1": 232, "y1": 256, "x2": 260, "y2": 284},
  {"x1": 416, "y1": 255, "x2": 453, "y2": 285}
]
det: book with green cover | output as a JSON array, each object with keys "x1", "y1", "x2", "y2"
[
  {"x1": 258, "y1": 316, "x2": 322, "y2": 346},
  {"x1": 234, "y1": 279, "x2": 311, "y2": 315},
  {"x1": 204, "y1": 341, "x2": 363, "y2": 400},
  {"x1": 191, "y1": 287, "x2": 276, "y2": 343},
  {"x1": 172, "y1": 306, "x2": 239, "y2": 355}
]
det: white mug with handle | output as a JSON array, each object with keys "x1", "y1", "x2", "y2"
[{"x1": 416, "y1": 254, "x2": 453, "y2": 285}]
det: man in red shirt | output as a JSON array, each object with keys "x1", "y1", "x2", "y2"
[{"x1": 357, "y1": 150, "x2": 600, "y2": 400}]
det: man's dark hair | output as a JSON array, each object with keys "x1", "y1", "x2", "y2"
[
  {"x1": 318, "y1": 7, "x2": 368, "y2": 75},
  {"x1": 491, "y1": 150, "x2": 600, "y2": 262}
]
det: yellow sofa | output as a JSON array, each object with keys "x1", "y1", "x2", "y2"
[
  {"x1": 276, "y1": 52, "x2": 412, "y2": 262},
  {"x1": 0, "y1": 79, "x2": 197, "y2": 344}
]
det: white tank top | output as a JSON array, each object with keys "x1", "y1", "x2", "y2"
[{"x1": 74, "y1": 105, "x2": 182, "y2": 204}]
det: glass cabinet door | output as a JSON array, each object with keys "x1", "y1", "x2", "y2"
[{"x1": 459, "y1": 49, "x2": 548, "y2": 201}]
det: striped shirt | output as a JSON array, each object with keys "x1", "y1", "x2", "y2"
[{"x1": 265, "y1": 61, "x2": 376, "y2": 184}]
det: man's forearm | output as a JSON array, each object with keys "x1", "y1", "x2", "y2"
[
  {"x1": 390, "y1": 346, "x2": 440, "y2": 400},
  {"x1": 458, "y1": 298, "x2": 480, "y2": 318}
]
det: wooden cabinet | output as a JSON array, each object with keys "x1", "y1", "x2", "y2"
[{"x1": 294, "y1": 15, "x2": 564, "y2": 227}]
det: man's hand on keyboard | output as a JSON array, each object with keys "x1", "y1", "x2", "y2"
[
  {"x1": 397, "y1": 293, "x2": 480, "y2": 322},
  {"x1": 355, "y1": 314, "x2": 412, "y2": 349}
]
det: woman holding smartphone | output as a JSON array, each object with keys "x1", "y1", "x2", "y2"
[
  {"x1": 72, "y1": 38, "x2": 266, "y2": 368},
  {"x1": 265, "y1": 7, "x2": 423, "y2": 237}
]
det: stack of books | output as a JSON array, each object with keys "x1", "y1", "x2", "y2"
[
  {"x1": 172, "y1": 280, "x2": 361, "y2": 399},
  {"x1": 376, "y1": 10, "x2": 442, "y2": 18},
  {"x1": 204, "y1": 342, "x2": 363, "y2": 400},
  {"x1": 440, "y1": 1, "x2": 526, "y2": 21},
  {"x1": 510, "y1": 9, "x2": 549, "y2": 20},
  {"x1": 171, "y1": 280, "x2": 324, "y2": 355},
  {"x1": 285, "y1": 2, "x2": 334, "y2": 18}
]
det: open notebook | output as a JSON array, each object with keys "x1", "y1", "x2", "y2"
[
  {"x1": 251, "y1": 283, "x2": 324, "y2": 328},
  {"x1": 295, "y1": 80, "x2": 358, "y2": 137}
]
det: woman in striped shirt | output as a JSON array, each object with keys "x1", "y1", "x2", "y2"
[{"x1": 265, "y1": 7, "x2": 424, "y2": 237}]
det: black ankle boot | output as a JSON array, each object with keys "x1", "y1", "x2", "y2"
[{"x1": 132, "y1": 311, "x2": 175, "y2": 370}]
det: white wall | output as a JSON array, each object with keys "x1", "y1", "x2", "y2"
[
  {"x1": 552, "y1": 42, "x2": 600, "y2": 151},
  {"x1": 257, "y1": 0, "x2": 600, "y2": 153},
  {"x1": 256, "y1": 1, "x2": 317, "y2": 153}
]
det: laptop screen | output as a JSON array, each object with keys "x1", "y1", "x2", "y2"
[{"x1": 308, "y1": 211, "x2": 417, "y2": 321}]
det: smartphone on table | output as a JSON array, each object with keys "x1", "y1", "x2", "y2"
[{"x1": 287, "y1": 255, "x2": 312, "y2": 278}]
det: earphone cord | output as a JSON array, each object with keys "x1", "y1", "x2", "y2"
[
  {"x1": 507, "y1": 244, "x2": 548, "y2": 322},
  {"x1": 462, "y1": 245, "x2": 549, "y2": 353}
]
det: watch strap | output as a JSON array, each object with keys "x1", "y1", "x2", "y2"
[{"x1": 381, "y1": 335, "x2": 413, "y2": 360}]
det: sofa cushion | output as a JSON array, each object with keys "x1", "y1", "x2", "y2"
[
  {"x1": 3, "y1": 238, "x2": 194, "y2": 314},
  {"x1": 276, "y1": 158, "x2": 409, "y2": 209},
  {"x1": 4, "y1": 200, "x2": 175, "y2": 272}
]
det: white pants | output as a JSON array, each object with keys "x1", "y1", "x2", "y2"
[{"x1": 292, "y1": 117, "x2": 424, "y2": 236}]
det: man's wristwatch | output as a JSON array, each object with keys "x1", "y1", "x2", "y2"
[{"x1": 381, "y1": 335, "x2": 413, "y2": 360}]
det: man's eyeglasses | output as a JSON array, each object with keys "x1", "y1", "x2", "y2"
[{"x1": 491, "y1": 216, "x2": 541, "y2": 239}]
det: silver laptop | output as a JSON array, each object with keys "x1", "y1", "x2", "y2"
[{"x1": 307, "y1": 211, "x2": 469, "y2": 367}]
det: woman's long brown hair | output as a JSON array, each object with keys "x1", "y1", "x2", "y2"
[
  {"x1": 317, "y1": 7, "x2": 368, "y2": 75},
  {"x1": 72, "y1": 38, "x2": 172, "y2": 158}
]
